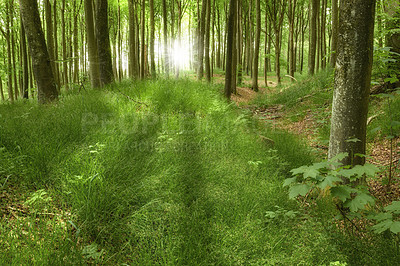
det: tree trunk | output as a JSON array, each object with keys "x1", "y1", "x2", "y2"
[
  {"x1": 251, "y1": 0, "x2": 260, "y2": 91},
  {"x1": 85, "y1": 0, "x2": 101, "y2": 87},
  {"x1": 162, "y1": 0, "x2": 169, "y2": 76},
  {"x1": 61, "y1": 0, "x2": 69, "y2": 90},
  {"x1": 330, "y1": 0, "x2": 339, "y2": 68},
  {"x1": 197, "y1": 0, "x2": 207, "y2": 80},
  {"x1": 6, "y1": 0, "x2": 14, "y2": 102},
  {"x1": 224, "y1": 0, "x2": 236, "y2": 99},
  {"x1": 128, "y1": 0, "x2": 138, "y2": 78},
  {"x1": 328, "y1": 0, "x2": 376, "y2": 168},
  {"x1": 53, "y1": 0, "x2": 60, "y2": 90},
  {"x1": 205, "y1": 0, "x2": 212, "y2": 82},
  {"x1": 96, "y1": 0, "x2": 115, "y2": 86},
  {"x1": 149, "y1": 0, "x2": 156, "y2": 78},
  {"x1": 141, "y1": 0, "x2": 146, "y2": 79},
  {"x1": 309, "y1": 0, "x2": 318, "y2": 75},
  {"x1": 19, "y1": 0, "x2": 58, "y2": 103},
  {"x1": 20, "y1": 18, "x2": 29, "y2": 99}
]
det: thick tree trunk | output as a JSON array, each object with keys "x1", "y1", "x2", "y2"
[
  {"x1": 251, "y1": 0, "x2": 261, "y2": 91},
  {"x1": 96, "y1": 0, "x2": 115, "y2": 86},
  {"x1": 19, "y1": 0, "x2": 58, "y2": 103},
  {"x1": 224, "y1": 0, "x2": 236, "y2": 99},
  {"x1": 328, "y1": 0, "x2": 376, "y2": 168}
]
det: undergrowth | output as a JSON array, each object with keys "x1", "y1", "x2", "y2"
[{"x1": 0, "y1": 78, "x2": 397, "y2": 264}]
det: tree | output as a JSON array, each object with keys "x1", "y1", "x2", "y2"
[
  {"x1": 328, "y1": 0, "x2": 376, "y2": 168},
  {"x1": 224, "y1": 0, "x2": 236, "y2": 99},
  {"x1": 251, "y1": 0, "x2": 261, "y2": 91},
  {"x1": 85, "y1": 0, "x2": 101, "y2": 87},
  {"x1": 19, "y1": 0, "x2": 58, "y2": 103},
  {"x1": 330, "y1": 0, "x2": 339, "y2": 68},
  {"x1": 96, "y1": 0, "x2": 115, "y2": 86},
  {"x1": 308, "y1": 0, "x2": 318, "y2": 75}
]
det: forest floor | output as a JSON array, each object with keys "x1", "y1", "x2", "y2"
[
  {"x1": 1, "y1": 74, "x2": 400, "y2": 264},
  {"x1": 232, "y1": 74, "x2": 400, "y2": 206}
]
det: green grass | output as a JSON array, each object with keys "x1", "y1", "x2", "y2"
[{"x1": 0, "y1": 78, "x2": 398, "y2": 264}]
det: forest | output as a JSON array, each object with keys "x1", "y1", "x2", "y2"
[{"x1": 1, "y1": 0, "x2": 400, "y2": 264}]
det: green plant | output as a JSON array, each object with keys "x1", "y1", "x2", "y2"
[{"x1": 284, "y1": 152, "x2": 379, "y2": 214}]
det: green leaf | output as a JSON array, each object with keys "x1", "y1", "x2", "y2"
[
  {"x1": 290, "y1": 165, "x2": 308, "y2": 176},
  {"x1": 289, "y1": 184, "x2": 311, "y2": 199},
  {"x1": 331, "y1": 186, "x2": 353, "y2": 202},
  {"x1": 372, "y1": 220, "x2": 393, "y2": 234},
  {"x1": 329, "y1": 152, "x2": 348, "y2": 163},
  {"x1": 385, "y1": 201, "x2": 400, "y2": 214},
  {"x1": 390, "y1": 221, "x2": 400, "y2": 234},
  {"x1": 344, "y1": 193, "x2": 375, "y2": 212},
  {"x1": 318, "y1": 175, "x2": 342, "y2": 189},
  {"x1": 370, "y1": 212, "x2": 393, "y2": 221},
  {"x1": 302, "y1": 167, "x2": 320, "y2": 179},
  {"x1": 283, "y1": 177, "x2": 297, "y2": 187}
]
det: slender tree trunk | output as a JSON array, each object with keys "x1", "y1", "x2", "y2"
[
  {"x1": 328, "y1": 0, "x2": 376, "y2": 168},
  {"x1": 128, "y1": 0, "x2": 138, "y2": 78},
  {"x1": 19, "y1": 0, "x2": 58, "y2": 103},
  {"x1": 11, "y1": 3, "x2": 19, "y2": 99},
  {"x1": 140, "y1": 0, "x2": 146, "y2": 79},
  {"x1": 309, "y1": 0, "x2": 318, "y2": 75},
  {"x1": 45, "y1": 0, "x2": 56, "y2": 92},
  {"x1": 197, "y1": 0, "x2": 207, "y2": 80},
  {"x1": 224, "y1": 0, "x2": 236, "y2": 99},
  {"x1": 251, "y1": 0, "x2": 261, "y2": 91},
  {"x1": 149, "y1": 0, "x2": 156, "y2": 78},
  {"x1": 20, "y1": 18, "x2": 29, "y2": 99},
  {"x1": 162, "y1": 0, "x2": 169, "y2": 76},
  {"x1": 85, "y1": 0, "x2": 101, "y2": 87},
  {"x1": 96, "y1": 0, "x2": 115, "y2": 86},
  {"x1": 6, "y1": 0, "x2": 14, "y2": 102},
  {"x1": 53, "y1": 0, "x2": 60, "y2": 90},
  {"x1": 61, "y1": 0, "x2": 69, "y2": 89},
  {"x1": 205, "y1": 0, "x2": 211, "y2": 82}
]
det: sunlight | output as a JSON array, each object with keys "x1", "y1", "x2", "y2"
[{"x1": 170, "y1": 40, "x2": 191, "y2": 70}]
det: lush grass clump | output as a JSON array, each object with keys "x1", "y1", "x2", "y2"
[{"x1": 0, "y1": 79, "x2": 397, "y2": 264}]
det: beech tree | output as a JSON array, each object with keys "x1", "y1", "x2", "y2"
[
  {"x1": 19, "y1": 0, "x2": 58, "y2": 103},
  {"x1": 328, "y1": 0, "x2": 376, "y2": 168},
  {"x1": 96, "y1": 0, "x2": 115, "y2": 86}
]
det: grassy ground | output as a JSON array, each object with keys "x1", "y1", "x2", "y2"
[{"x1": 0, "y1": 78, "x2": 398, "y2": 264}]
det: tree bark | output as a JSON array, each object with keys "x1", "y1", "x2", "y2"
[
  {"x1": 20, "y1": 18, "x2": 29, "y2": 99},
  {"x1": 251, "y1": 0, "x2": 261, "y2": 91},
  {"x1": 330, "y1": 0, "x2": 339, "y2": 68},
  {"x1": 85, "y1": 0, "x2": 101, "y2": 87},
  {"x1": 141, "y1": 0, "x2": 146, "y2": 79},
  {"x1": 19, "y1": 0, "x2": 58, "y2": 103},
  {"x1": 149, "y1": 0, "x2": 156, "y2": 78},
  {"x1": 197, "y1": 0, "x2": 207, "y2": 80},
  {"x1": 328, "y1": 0, "x2": 376, "y2": 168},
  {"x1": 224, "y1": 0, "x2": 236, "y2": 99},
  {"x1": 162, "y1": 0, "x2": 169, "y2": 76},
  {"x1": 205, "y1": 0, "x2": 212, "y2": 82},
  {"x1": 309, "y1": 0, "x2": 318, "y2": 75},
  {"x1": 96, "y1": 0, "x2": 115, "y2": 86}
]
